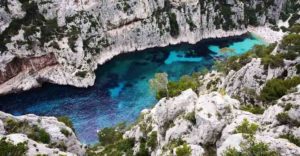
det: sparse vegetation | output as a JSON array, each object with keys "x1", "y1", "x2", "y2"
[
  {"x1": 276, "y1": 111, "x2": 300, "y2": 127},
  {"x1": 280, "y1": 133, "x2": 300, "y2": 147},
  {"x1": 225, "y1": 118, "x2": 277, "y2": 156},
  {"x1": 235, "y1": 119, "x2": 259, "y2": 136},
  {"x1": 146, "y1": 131, "x2": 158, "y2": 150},
  {"x1": 57, "y1": 116, "x2": 74, "y2": 131},
  {"x1": 260, "y1": 76, "x2": 300, "y2": 102},
  {"x1": 0, "y1": 138, "x2": 28, "y2": 156},
  {"x1": 168, "y1": 12, "x2": 180, "y2": 37},
  {"x1": 176, "y1": 143, "x2": 192, "y2": 156},
  {"x1": 27, "y1": 126, "x2": 51, "y2": 144},
  {"x1": 241, "y1": 105, "x2": 265, "y2": 114},
  {"x1": 4, "y1": 119, "x2": 50, "y2": 144},
  {"x1": 223, "y1": 141, "x2": 278, "y2": 156},
  {"x1": 60, "y1": 128, "x2": 71, "y2": 137},
  {"x1": 184, "y1": 111, "x2": 196, "y2": 125},
  {"x1": 98, "y1": 127, "x2": 123, "y2": 145},
  {"x1": 151, "y1": 73, "x2": 200, "y2": 100}
]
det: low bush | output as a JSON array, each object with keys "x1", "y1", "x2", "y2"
[
  {"x1": 280, "y1": 133, "x2": 300, "y2": 147},
  {"x1": 276, "y1": 111, "x2": 300, "y2": 127},
  {"x1": 4, "y1": 119, "x2": 50, "y2": 144},
  {"x1": 184, "y1": 111, "x2": 196, "y2": 125},
  {"x1": 57, "y1": 116, "x2": 74, "y2": 131},
  {"x1": 60, "y1": 128, "x2": 71, "y2": 137},
  {"x1": 276, "y1": 112, "x2": 291, "y2": 125},
  {"x1": 28, "y1": 126, "x2": 51, "y2": 144},
  {"x1": 240, "y1": 105, "x2": 265, "y2": 114},
  {"x1": 0, "y1": 138, "x2": 28, "y2": 156},
  {"x1": 146, "y1": 131, "x2": 158, "y2": 150},
  {"x1": 223, "y1": 141, "x2": 277, "y2": 156},
  {"x1": 260, "y1": 76, "x2": 300, "y2": 102},
  {"x1": 296, "y1": 64, "x2": 300, "y2": 74},
  {"x1": 98, "y1": 127, "x2": 123, "y2": 145},
  {"x1": 235, "y1": 119, "x2": 259, "y2": 136},
  {"x1": 155, "y1": 74, "x2": 199, "y2": 99},
  {"x1": 168, "y1": 75, "x2": 199, "y2": 97},
  {"x1": 168, "y1": 12, "x2": 179, "y2": 37},
  {"x1": 290, "y1": 24, "x2": 300, "y2": 33},
  {"x1": 176, "y1": 143, "x2": 192, "y2": 156},
  {"x1": 96, "y1": 138, "x2": 135, "y2": 156}
]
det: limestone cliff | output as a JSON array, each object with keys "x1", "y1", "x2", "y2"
[{"x1": 0, "y1": 0, "x2": 298, "y2": 95}]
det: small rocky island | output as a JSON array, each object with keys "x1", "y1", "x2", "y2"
[{"x1": 0, "y1": 0, "x2": 300, "y2": 155}]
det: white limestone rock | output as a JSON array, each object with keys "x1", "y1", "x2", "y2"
[{"x1": 0, "y1": 111, "x2": 85, "y2": 156}]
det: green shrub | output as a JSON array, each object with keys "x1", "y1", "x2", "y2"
[
  {"x1": 235, "y1": 119, "x2": 259, "y2": 136},
  {"x1": 176, "y1": 143, "x2": 192, "y2": 156},
  {"x1": 28, "y1": 126, "x2": 51, "y2": 144},
  {"x1": 164, "y1": 138, "x2": 186, "y2": 151},
  {"x1": 296, "y1": 64, "x2": 300, "y2": 74},
  {"x1": 290, "y1": 24, "x2": 300, "y2": 33},
  {"x1": 4, "y1": 119, "x2": 50, "y2": 144},
  {"x1": 98, "y1": 138, "x2": 135, "y2": 156},
  {"x1": 260, "y1": 77, "x2": 300, "y2": 102},
  {"x1": 60, "y1": 128, "x2": 71, "y2": 137},
  {"x1": 154, "y1": 74, "x2": 200, "y2": 99},
  {"x1": 261, "y1": 54, "x2": 284, "y2": 69},
  {"x1": 168, "y1": 12, "x2": 179, "y2": 37},
  {"x1": 136, "y1": 139, "x2": 149, "y2": 156},
  {"x1": 283, "y1": 51, "x2": 299, "y2": 60},
  {"x1": 275, "y1": 112, "x2": 300, "y2": 127},
  {"x1": 240, "y1": 105, "x2": 265, "y2": 114},
  {"x1": 0, "y1": 138, "x2": 28, "y2": 156},
  {"x1": 146, "y1": 131, "x2": 157, "y2": 150},
  {"x1": 284, "y1": 103, "x2": 293, "y2": 111},
  {"x1": 168, "y1": 75, "x2": 199, "y2": 97},
  {"x1": 280, "y1": 133, "x2": 300, "y2": 147},
  {"x1": 184, "y1": 111, "x2": 196, "y2": 125},
  {"x1": 282, "y1": 34, "x2": 300, "y2": 52},
  {"x1": 98, "y1": 127, "x2": 123, "y2": 145},
  {"x1": 276, "y1": 112, "x2": 290, "y2": 125},
  {"x1": 4, "y1": 119, "x2": 30, "y2": 133},
  {"x1": 57, "y1": 116, "x2": 74, "y2": 131},
  {"x1": 223, "y1": 142, "x2": 278, "y2": 156}
]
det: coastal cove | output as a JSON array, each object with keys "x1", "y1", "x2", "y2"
[{"x1": 0, "y1": 33, "x2": 265, "y2": 144}]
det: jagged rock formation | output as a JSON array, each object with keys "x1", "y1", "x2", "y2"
[
  {"x1": 114, "y1": 86, "x2": 300, "y2": 156},
  {"x1": 0, "y1": 111, "x2": 85, "y2": 156},
  {"x1": 0, "y1": 0, "x2": 298, "y2": 95}
]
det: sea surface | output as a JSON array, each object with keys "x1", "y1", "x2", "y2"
[{"x1": 0, "y1": 34, "x2": 265, "y2": 144}]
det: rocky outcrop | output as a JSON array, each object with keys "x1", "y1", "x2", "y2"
[
  {"x1": 0, "y1": 111, "x2": 86, "y2": 155},
  {"x1": 219, "y1": 55, "x2": 300, "y2": 104},
  {"x1": 119, "y1": 86, "x2": 300, "y2": 156},
  {"x1": 0, "y1": 0, "x2": 297, "y2": 95}
]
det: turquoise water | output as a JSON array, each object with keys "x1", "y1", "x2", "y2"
[
  {"x1": 209, "y1": 37, "x2": 265, "y2": 57},
  {"x1": 0, "y1": 34, "x2": 265, "y2": 144}
]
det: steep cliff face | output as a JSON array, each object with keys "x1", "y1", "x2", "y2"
[
  {"x1": 0, "y1": 0, "x2": 299, "y2": 94},
  {"x1": 0, "y1": 53, "x2": 57, "y2": 84}
]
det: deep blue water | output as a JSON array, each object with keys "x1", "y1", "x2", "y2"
[{"x1": 0, "y1": 34, "x2": 265, "y2": 144}]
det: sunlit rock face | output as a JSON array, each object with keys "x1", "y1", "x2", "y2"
[
  {"x1": 123, "y1": 85, "x2": 300, "y2": 156},
  {"x1": 0, "y1": 0, "x2": 294, "y2": 95},
  {"x1": 0, "y1": 111, "x2": 86, "y2": 156}
]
